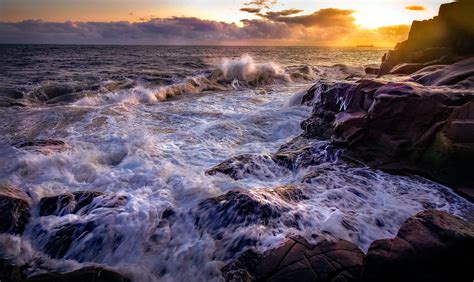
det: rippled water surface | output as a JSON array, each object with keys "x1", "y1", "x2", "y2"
[{"x1": 0, "y1": 45, "x2": 472, "y2": 281}]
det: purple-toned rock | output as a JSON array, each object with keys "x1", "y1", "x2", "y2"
[
  {"x1": 26, "y1": 266, "x2": 130, "y2": 282},
  {"x1": 0, "y1": 185, "x2": 31, "y2": 235},
  {"x1": 361, "y1": 210, "x2": 474, "y2": 282},
  {"x1": 222, "y1": 237, "x2": 364, "y2": 282}
]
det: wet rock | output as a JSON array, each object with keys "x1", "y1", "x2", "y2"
[
  {"x1": 41, "y1": 220, "x2": 123, "y2": 261},
  {"x1": 300, "y1": 60, "x2": 474, "y2": 192},
  {"x1": 39, "y1": 191, "x2": 128, "y2": 216},
  {"x1": 361, "y1": 210, "x2": 474, "y2": 282},
  {"x1": 13, "y1": 139, "x2": 68, "y2": 154},
  {"x1": 26, "y1": 266, "x2": 130, "y2": 282},
  {"x1": 195, "y1": 186, "x2": 307, "y2": 236},
  {"x1": 0, "y1": 259, "x2": 25, "y2": 281},
  {"x1": 378, "y1": 1, "x2": 474, "y2": 76},
  {"x1": 0, "y1": 185, "x2": 31, "y2": 235},
  {"x1": 222, "y1": 237, "x2": 364, "y2": 282},
  {"x1": 205, "y1": 154, "x2": 287, "y2": 180}
]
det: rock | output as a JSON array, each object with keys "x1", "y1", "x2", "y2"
[
  {"x1": 13, "y1": 139, "x2": 68, "y2": 154},
  {"x1": 222, "y1": 237, "x2": 364, "y2": 282},
  {"x1": 389, "y1": 63, "x2": 426, "y2": 75},
  {"x1": 26, "y1": 266, "x2": 130, "y2": 282},
  {"x1": 364, "y1": 67, "x2": 379, "y2": 75},
  {"x1": 300, "y1": 59, "x2": 474, "y2": 191},
  {"x1": 361, "y1": 210, "x2": 474, "y2": 282},
  {"x1": 0, "y1": 185, "x2": 31, "y2": 235},
  {"x1": 378, "y1": 1, "x2": 474, "y2": 75},
  {"x1": 39, "y1": 191, "x2": 106, "y2": 216},
  {"x1": 205, "y1": 154, "x2": 288, "y2": 180},
  {"x1": 195, "y1": 187, "x2": 307, "y2": 234},
  {"x1": 0, "y1": 259, "x2": 25, "y2": 281},
  {"x1": 39, "y1": 191, "x2": 128, "y2": 217}
]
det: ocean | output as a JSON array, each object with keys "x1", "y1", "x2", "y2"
[{"x1": 0, "y1": 45, "x2": 471, "y2": 281}]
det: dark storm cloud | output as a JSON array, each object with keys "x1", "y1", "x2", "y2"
[
  {"x1": 240, "y1": 7, "x2": 262, "y2": 14},
  {"x1": 266, "y1": 8, "x2": 356, "y2": 28}
]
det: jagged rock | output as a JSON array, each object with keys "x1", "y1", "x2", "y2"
[
  {"x1": 361, "y1": 210, "x2": 474, "y2": 282},
  {"x1": 378, "y1": 1, "x2": 474, "y2": 75},
  {"x1": 222, "y1": 237, "x2": 364, "y2": 282},
  {"x1": 0, "y1": 185, "x2": 31, "y2": 235},
  {"x1": 26, "y1": 266, "x2": 130, "y2": 282}
]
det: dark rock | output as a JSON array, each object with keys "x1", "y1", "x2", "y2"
[
  {"x1": 0, "y1": 259, "x2": 25, "y2": 282},
  {"x1": 13, "y1": 139, "x2": 68, "y2": 154},
  {"x1": 300, "y1": 59, "x2": 474, "y2": 191},
  {"x1": 222, "y1": 237, "x2": 364, "y2": 282},
  {"x1": 41, "y1": 220, "x2": 124, "y2": 261},
  {"x1": 364, "y1": 67, "x2": 379, "y2": 75},
  {"x1": 39, "y1": 191, "x2": 128, "y2": 216},
  {"x1": 0, "y1": 185, "x2": 31, "y2": 235},
  {"x1": 361, "y1": 210, "x2": 474, "y2": 282},
  {"x1": 26, "y1": 266, "x2": 130, "y2": 282},
  {"x1": 195, "y1": 186, "x2": 307, "y2": 236},
  {"x1": 378, "y1": 1, "x2": 474, "y2": 75},
  {"x1": 205, "y1": 154, "x2": 287, "y2": 180}
]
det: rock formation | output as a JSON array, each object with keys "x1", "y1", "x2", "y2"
[{"x1": 378, "y1": 0, "x2": 474, "y2": 76}]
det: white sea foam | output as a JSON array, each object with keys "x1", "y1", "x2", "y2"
[{"x1": 1, "y1": 53, "x2": 472, "y2": 282}]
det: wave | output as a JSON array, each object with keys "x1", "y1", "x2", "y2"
[{"x1": 5, "y1": 55, "x2": 367, "y2": 107}]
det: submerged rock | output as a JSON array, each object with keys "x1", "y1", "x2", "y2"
[
  {"x1": 13, "y1": 139, "x2": 68, "y2": 154},
  {"x1": 0, "y1": 185, "x2": 31, "y2": 235},
  {"x1": 39, "y1": 191, "x2": 108, "y2": 216},
  {"x1": 195, "y1": 186, "x2": 307, "y2": 234},
  {"x1": 205, "y1": 154, "x2": 288, "y2": 180},
  {"x1": 26, "y1": 266, "x2": 130, "y2": 282},
  {"x1": 361, "y1": 210, "x2": 474, "y2": 282},
  {"x1": 222, "y1": 237, "x2": 364, "y2": 282}
]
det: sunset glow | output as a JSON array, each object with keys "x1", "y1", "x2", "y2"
[{"x1": 0, "y1": 1, "x2": 454, "y2": 47}]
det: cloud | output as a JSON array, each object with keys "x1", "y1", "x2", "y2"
[
  {"x1": 405, "y1": 5, "x2": 426, "y2": 11},
  {"x1": 0, "y1": 8, "x2": 410, "y2": 46},
  {"x1": 244, "y1": 0, "x2": 277, "y2": 9},
  {"x1": 264, "y1": 9, "x2": 304, "y2": 19},
  {"x1": 265, "y1": 8, "x2": 356, "y2": 28},
  {"x1": 240, "y1": 7, "x2": 261, "y2": 14}
]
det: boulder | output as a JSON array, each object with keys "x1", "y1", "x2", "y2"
[
  {"x1": 300, "y1": 59, "x2": 474, "y2": 192},
  {"x1": 361, "y1": 210, "x2": 474, "y2": 282},
  {"x1": 222, "y1": 237, "x2": 364, "y2": 282},
  {"x1": 13, "y1": 139, "x2": 68, "y2": 154},
  {"x1": 26, "y1": 266, "x2": 130, "y2": 282},
  {"x1": 0, "y1": 185, "x2": 31, "y2": 235}
]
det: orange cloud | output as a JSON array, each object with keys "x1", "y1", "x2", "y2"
[{"x1": 405, "y1": 5, "x2": 426, "y2": 11}]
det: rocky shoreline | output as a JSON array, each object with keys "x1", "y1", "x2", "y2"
[{"x1": 1, "y1": 1, "x2": 473, "y2": 281}]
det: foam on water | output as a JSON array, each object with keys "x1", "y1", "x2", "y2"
[{"x1": 0, "y1": 50, "x2": 473, "y2": 281}]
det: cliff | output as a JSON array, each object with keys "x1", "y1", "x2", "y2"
[{"x1": 378, "y1": 0, "x2": 474, "y2": 76}]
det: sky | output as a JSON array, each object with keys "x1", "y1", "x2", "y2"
[{"x1": 0, "y1": 0, "x2": 452, "y2": 46}]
